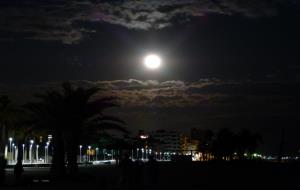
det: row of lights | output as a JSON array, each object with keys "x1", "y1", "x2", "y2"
[
  {"x1": 79, "y1": 145, "x2": 114, "y2": 162},
  {"x1": 8, "y1": 137, "x2": 51, "y2": 164}
]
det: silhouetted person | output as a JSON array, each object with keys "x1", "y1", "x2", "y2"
[
  {"x1": 146, "y1": 155, "x2": 159, "y2": 188},
  {"x1": 0, "y1": 156, "x2": 7, "y2": 186},
  {"x1": 119, "y1": 154, "x2": 133, "y2": 190},
  {"x1": 14, "y1": 159, "x2": 24, "y2": 184}
]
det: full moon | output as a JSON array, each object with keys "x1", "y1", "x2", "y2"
[{"x1": 144, "y1": 54, "x2": 161, "y2": 69}]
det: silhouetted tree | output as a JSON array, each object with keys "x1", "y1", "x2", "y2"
[
  {"x1": 236, "y1": 129, "x2": 262, "y2": 159},
  {"x1": 211, "y1": 128, "x2": 236, "y2": 161},
  {"x1": 25, "y1": 90, "x2": 67, "y2": 177},
  {"x1": 26, "y1": 82, "x2": 127, "y2": 177}
]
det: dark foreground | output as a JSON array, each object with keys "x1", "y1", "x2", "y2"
[{"x1": 1, "y1": 161, "x2": 299, "y2": 190}]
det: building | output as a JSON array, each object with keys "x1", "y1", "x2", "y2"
[
  {"x1": 180, "y1": 135, "x2": 199, "y2": 153},
  {"x1": 150, "y1": 130, "x2": 181, "y2": 152}
]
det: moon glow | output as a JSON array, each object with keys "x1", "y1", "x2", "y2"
[{"x1": 144, "y1": 54, "x2": 161, "y2": 69}]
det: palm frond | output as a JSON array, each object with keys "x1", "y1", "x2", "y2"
[
  {"x1": 90, "y1": 115, "x2": 126, "y2": 125},
  {"x1": 88, "y1": 121, "x2": 128, "y2": 134}
]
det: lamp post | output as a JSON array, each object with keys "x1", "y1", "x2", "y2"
[
  {"x1": 88, "y1": 146, "x2": 91, "y2": 162},
  {"x1": 8, "y1": 137, "x2": 13, "y2": 164},
  {"x1": 36, "y1": 145, "x2": 39, "y2": 163},
  {"x1": 44, "y1": 145, "x2": 47, "y2": 163},
  {"x1": 96, "y1": 148, "x2": 99, "y2": 161},
  {"x1": 29, "y1": 140, "x2": 34, "y2": 164},
  {"x1": 22, "y1": 144, "x2": 25, "y2": 163},
  {"x1": 79, "y1": 145, "x2": 82, "y2": 163},
  {"x1": 13, "y1": 145, "x2": 16, "y2": 163},
  {"x1": 12, "y1": 143, "x2": 15, "y2": 163},
  {"x1": 46, "y1": 142, "x2": 49, "y2": 163},
  {"x1": 136, "y1": 148, "x2": 139, "y2": 160},
  {"x1": 141, "y1": 148, "x2": 144, "y2": 160}
]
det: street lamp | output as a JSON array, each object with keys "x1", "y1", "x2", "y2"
[
  {"x1": 22, "y1": 144, "x2": 25, "y2": 163},
  {"x1": 79, "y1": 145, "x2": 82, "y2": 163},
  {"x1": 141, "y1": 148, "x2": 144, "y2": 160},
  {"x1": 36, "y1": 145, "x2": 39, "y2": 163},
  {"x1": 46, "y1": 142, "x2": 49, "y2": 163},
  {"x1": 96, "y1": 148, "x2": 99, "y2": 161},
  {"x1": 13, "y1": 145, "x2": 16, "y2": 163},
  {"x1": 88, "y1": 146, "x2": 91, "y2": 162},
  {"x1": 8, "y1": 138, "x2": 12, "y2": 164},
  {"x1": 44, "y1": 145, "x2": 47, "y2": 163},
  {"x1": 12, "y1": 143, "x2": 15, "y2": 163},
  {"x1": 29, "y1": 140, "x2": 34, "y2": 164}
]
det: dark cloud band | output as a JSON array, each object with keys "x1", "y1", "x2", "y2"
[
  {"x1": 2, "y1": 79, "x2": 299, "y2": 109},
  {"x1": 0, "y1": 0, "x2": 287, "y2": 44}
]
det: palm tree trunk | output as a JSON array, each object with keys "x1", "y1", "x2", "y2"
[
  {"x1": 66, "y1": 136, "x2": 79, "y2": 176},
  {"x1": 51, "y1": 130, "x2": 66, "y2": 178}
]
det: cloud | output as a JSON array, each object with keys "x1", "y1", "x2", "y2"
[
  {"x1": 0, "y1": 0, "x2": 287, "y2": 44},
  {"x1": 60, "y1": 79, "x2": 300, "y2": 109},
  {"x1": 1, "y1": 79, "x2": 299, "y2": 109}
]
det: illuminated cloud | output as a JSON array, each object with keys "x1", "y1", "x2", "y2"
[
  {"x1": 0, "y1": 0, "x2": 288, "y2": 44},
  {"x1": 1, "y1": 79, "x2": 299, "y2": 109}
]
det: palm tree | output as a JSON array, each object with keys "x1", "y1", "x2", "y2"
[
  {"x1": 25, "y1": 90, "x2": 67, "y2": 177},
  {"x1": 211, "y1": 128, "x2": 236, "y2": 161},
  {"x1": 236, "y1": 129, "x2": 262, "y2": 159},
  {"x1": 26, "y1": 82, "x2": 127, "y2": 177}
]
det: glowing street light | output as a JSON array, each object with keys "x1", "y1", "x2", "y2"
[
  {"x1": 141, "y1": 148, "x2": 144, "y2": 160},
  {"x1": 46, "y1": 142, "x2": 49, "y2": 163},
  {"x1": 44, "y1": 145, "x2": 47, "y2": 163},
  {"x1": 88, "y1": 146, "x2": 91, "y2": 162},
  {"x1": 29, "y1": 140, "x2": 34, "y2": 164},
  {"x1": 9, "y1": 138, "x2": 13, "y2": 163},
  {"x1": 79, "y1": 145, "x2": 82, "y2": 163},
  {"x1": 22, "y1": 144, "x2": 25, "y2": 163},
  {"x1": 36, "y1": 145, "x2": 39, "y2": 162},
  {"x1": 96, "y1": 147, "x2": 99, "y2": 161},
  {"x1": 13, "y1": 145, "x2": 16, "y2": 163},
  {"x1": 12, "y1": 143, "x2": 15, "y2": 163},
  {"x1": 46, "y1": 141, "x2": 50, "y2": 163}
]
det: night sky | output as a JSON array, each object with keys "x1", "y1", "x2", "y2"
[{"x1": 1, "y1": 0, "x2": 300, "y2": 155}]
